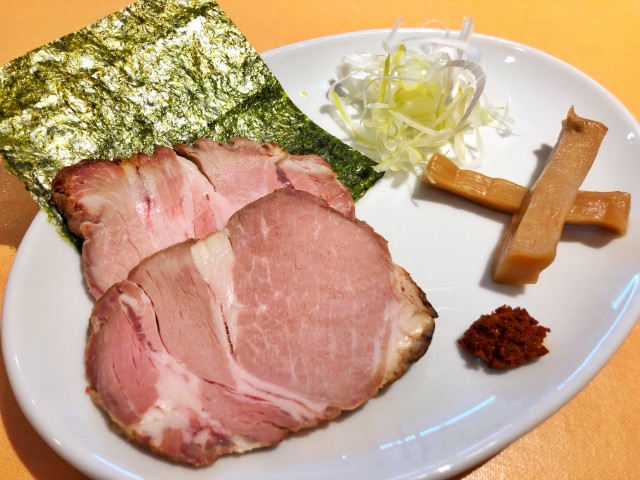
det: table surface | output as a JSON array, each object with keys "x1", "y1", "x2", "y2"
[{"x1": 0, "y1": 1, "x2": 638, "y2": 479}]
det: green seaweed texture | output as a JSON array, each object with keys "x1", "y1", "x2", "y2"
[{"x1": 0, "y1": 0, "x2": 381, "y2": 241}]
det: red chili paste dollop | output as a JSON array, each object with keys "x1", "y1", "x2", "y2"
[{"x1": 458, "y1": 305, "x2": 550, "y2": 368}]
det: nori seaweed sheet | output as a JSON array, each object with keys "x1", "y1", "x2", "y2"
[{"x1": 0, "y1": 0, "x2": 382, "y2": 243}]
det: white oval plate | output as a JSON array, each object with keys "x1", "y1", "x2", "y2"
[{"x1": 3, "y1": 29, "x2": 640, "y2": 480}]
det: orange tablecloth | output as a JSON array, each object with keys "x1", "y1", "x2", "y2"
[{"x1": 1, "y1": 1, "x2": 638, "y2": 478}]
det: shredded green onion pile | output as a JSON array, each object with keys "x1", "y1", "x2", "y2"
[{"x1": 330, "y1": 18, "x2": 513, "y2": 172}]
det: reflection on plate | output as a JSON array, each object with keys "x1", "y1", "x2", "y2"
[{"x1": 3, "y1": 30, "x2": 640, "y2": 480}]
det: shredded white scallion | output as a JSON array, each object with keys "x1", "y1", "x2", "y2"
[{"x1": 329, "y1": 17, "x2": 513, "y2": 172}]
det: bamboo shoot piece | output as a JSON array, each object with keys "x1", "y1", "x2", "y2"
[
  {"x1": 492, "y1": 107, "x2": 609, "y2": 284},
  {"x1": 422, "y1": 153, "x2": 630, "y2": 235}
]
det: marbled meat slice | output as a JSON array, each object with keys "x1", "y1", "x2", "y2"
[
  {"x1": 52, "y1": 138, "x2": 354, "y2": 299},
  {"x1": 173, "y1": 137, "x2": 355, "y2": 219},
  {"x1": 51, "y1": 147, "x2": 222, "y2": 300},
  {"x1": 86, "y1": 189, "x2": 437, "y2": 466}
]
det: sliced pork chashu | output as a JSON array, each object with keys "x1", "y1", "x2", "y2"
[
  {"x1": 52, "y1": 138, "x2": 354, "y2": 299},
  {"x1": 86, "y1": 189, "x2": 437, "y2": 466}
]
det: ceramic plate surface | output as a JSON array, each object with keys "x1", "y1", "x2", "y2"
[{"x1": 3, "y1": 29, "x2": 640, "y2": 480}]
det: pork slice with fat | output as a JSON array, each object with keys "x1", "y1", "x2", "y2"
[
  {"x1": 53, "y1": 138, "x2": 355, "y2": 299},
  {"x1": 173, "y1": 137, "x2": 355, "y2": 219},
  {"x1": 86, "y1": 189, "x2": 437, "y2": 465},
  {"x1": 51, "y1": 147, "x2": 223, "y2": 299}
]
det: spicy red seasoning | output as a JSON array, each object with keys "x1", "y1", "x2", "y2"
[{"x1": 458, "y1": 305, "x2": 550, "y2": 368}]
